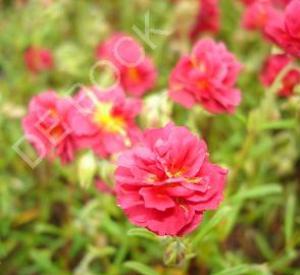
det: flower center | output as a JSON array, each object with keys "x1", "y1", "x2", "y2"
[
  {"x1": 166, "y1": 167, "x2": 185, "y2": 178},
  {"x1": 127, "y1": 67, "x2": 140, "y2": 82},
  {"x1": 93, "y1": 102, "x2": 125, "y2": 134},
  {"x1": 198, "y1": 62, "x2": 207, "y2": 73},
  {"x1": 38, "y1": 108, "x2": 67, "y2": 143},
  {"x1": 196, "y1": 79, "x2": 210, "y2": 90},
  {"x1": 257, "y1": 9, "x2": 268, "y2": 27}
]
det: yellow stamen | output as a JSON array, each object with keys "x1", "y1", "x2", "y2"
[{"x1": 93, "y1": 102, "x2": 125, "y2": 134}]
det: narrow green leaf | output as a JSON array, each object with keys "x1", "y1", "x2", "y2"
[
  {"x1": 127, "y1": 228, "x2": 158, "y2": 241},
  {"x1": 124, "y1": 261, "x2": 158, "y2": 275},
  {"x1": 259, "y1": 119, "x2": 296, "y2": 131},
  {"x1": 255, "y1": 232, "x2": 274, "y2": 260},
  {"x1": 192, "y1": 206, "x2": 231, "y2": 247},
  {"x1": 231, "y1": 184, "x2": 282, "y2": 203},
  {"x1": 213, "y1": 264, "x2": 267, "y2": 275},
  {"x1": 284, "y1": 190, "x2": 296, "y2": 250}
]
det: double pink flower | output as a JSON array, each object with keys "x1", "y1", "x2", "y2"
[
  {"x1": 24, "y1": 46, "x2": 54, "y2": 74},
  {"x1": 169, "y1": 39, "x2": 242, "y2": 114},
  {"x1": 115, "y1": 124, "x2": 227, "y2": 236},
  {"x1": 261, "y1": 54, "x2": 300, "y2": 97},
  {"x1": 22, "y1": 91, "x2": 75, "y2": 163},
  {"x1": 96, "y1": 33, "x2": 157, "y2": 97},
  {"x1": 265, "y1": 0, "x2": 300, "y2": 58}
]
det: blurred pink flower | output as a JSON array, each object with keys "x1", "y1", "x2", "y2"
[
  {"x1": 265, "y1": 0, "x2": 300, "y2": 58},
  {"x1": 24, "y1": 46, "x2": 54, "y2": 74},
  {"x1": 22, "y1": 91, "x2": 76, "y2": 164},
  {"x1": 169, "y1": 38, "x2": 242, "y2": 114},
  {"x1": 242, "y1": 0, "x2": 279, "y2": 32},
  {"x1": 240, "y1": 0, "x2": 257, "y2": 5},
  {"x1": 95, "y1": 33, "x2": 157, "y2": 97},
  {"x1": 240, "y1": 0, "x2": 291, "y2": 7},
  {"x1": 69, "y1": 86, "x2": 142, "y2": 158},
  {"x1": 261, "y1": 54, "x2": 300, "y2": 97},
  {"x1": 115, "y1": 123, "x2": 227, "y2": 236},
  {"x1": 190, "y1": 0, "x2": 220, "y2": 40}
]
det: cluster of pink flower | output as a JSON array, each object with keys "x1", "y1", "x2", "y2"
[
  {"x1": 22, "y1": 0, "x2": 300, "y2": 236},
  {"x1": 23, "y1": 33, "x2": 233, "y2": 236},
  {"x1": 22, "y1": 87, "x2": 142, "y2": 164},
  {"x1": 241, "y1": 0, "x2": 300, "y2": 96}
]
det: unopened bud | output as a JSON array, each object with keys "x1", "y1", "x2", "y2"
[
  {"x1": 163, "y1": 239, "x2": 187, "y2": 267},
  {"x1": 141, "y1": 91, "x2": 172, "y2": 128},
  {"x1": 78, "y1": 152, "x2": 97, "y2": 189}
]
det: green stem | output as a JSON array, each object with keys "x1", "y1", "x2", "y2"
[{"x1": 229, "y1": 62, "x2": 296, "y2": 192}]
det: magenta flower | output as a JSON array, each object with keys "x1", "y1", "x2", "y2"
[
  {"x1": 95, "y1": 33, "x2": 157, "y2": 97},
  {"x1": 22, "y1": 91, "x2": 76, "y2": 164},
  {"x1": 190, "y1": 0, "x2": 220, "y2": 40},
  {"x1": 265, "y1": 0, "x2": 300, "y2": 58},
  {"x1": 240, "y1": 0, "x2": 291, "y2": 8},
  {"x1": 169, "y1": 38, "x2": 242, "y2": 114},
  {"x1": 69, "y1": 86, "x2": 142, "y2": 158},
  {"x1": 115, "y1": 123, "x2": 227, "y2": 236},
  {"x1": 242, "y1": 1, "x2": 279, "y2": 32},
  {"x1": 261, "y1": 54, "x2": 300, "y2": 97},
  {"x1": 24, "y1": 46, "x2": 54, "y2": 74}
]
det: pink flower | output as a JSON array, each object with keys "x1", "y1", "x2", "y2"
[
  {"x1": 115, "y1": 123, "x2": 227, "y2": 236},
  {"x1": 95, "y1": 33, "x2": 157, "y2": 97},
  {"x1": 169, "y1": 39, "x2": 242, "y2": 114},
  {"x1": 190, "y1": 0, "x2": 220, "y2": 40},
  {"x1": 22, "y1": 91, "x2": 76, "y2": 164},
  {"x1": 261, "y1": 54, "x2": 300, "y2": 97},
  {"x1": 240, "y1": 0, "x2": 256, "y2": 5},
  {"x1": 69, "y1": 86, "x2": 142, "y2": 158},
  {"x1": 241, "y1": 0, "x2": 291, "y2": 7},
  {"x1": 24, "y1": 46, "x2": 54, "y2": 74},
  {"x1": 242, "y1": 0, "x2": 279, "y2": 32},
  {"x1": 265, "y1": 0, "x2": 300, "y2": 58}
]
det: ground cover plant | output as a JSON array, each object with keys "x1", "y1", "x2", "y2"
[{"x1": 1, "y1": 0, "x2": 300, "y2": 274}]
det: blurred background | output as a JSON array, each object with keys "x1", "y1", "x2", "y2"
[{"x1": 0, "y1": 0, "x2": 300, "y2": 274}]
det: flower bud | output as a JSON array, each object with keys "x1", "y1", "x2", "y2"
[
  {"x1": 78, "y1": 152, "x2": 97, "y2": 189},
  {"x1": 163, "y1": 239, "x2": 187, "y2": 267},
  {"x1": 140, "y1": 91, "x2": 172, "y2": 128}
]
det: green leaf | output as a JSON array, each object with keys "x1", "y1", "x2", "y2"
[
  {"x1": 284, "y1": 190, "x2": 296, "y2": 250},
  {"x1": 213, "y1": 264, "x2": 268, "y2": 275},
  {"x1": 192, "y1": 206, "x2": 231, "y2": 247},
  {"x1": 124, "y1": 261, "x2": 158, "y2": 275},
  {"x1": 231, "y1": 184, "x2": 282, "y2": 203},
  {"x1": 255, "y1": 232, "x2": 274, "y2": 260},
  {"x1": 259, "y1": 119, "x2": 296, "y2": 131},
  {"x1": 30, "y1": 249, "x2": 60, "y2": 274},
  {"x1": 127, "y1": 228, "x2": 158, "y2": 241}
]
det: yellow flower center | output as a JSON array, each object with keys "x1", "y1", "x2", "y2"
[{"x1": 93, "y1": 102, "x2": 125, "y2": 134}]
